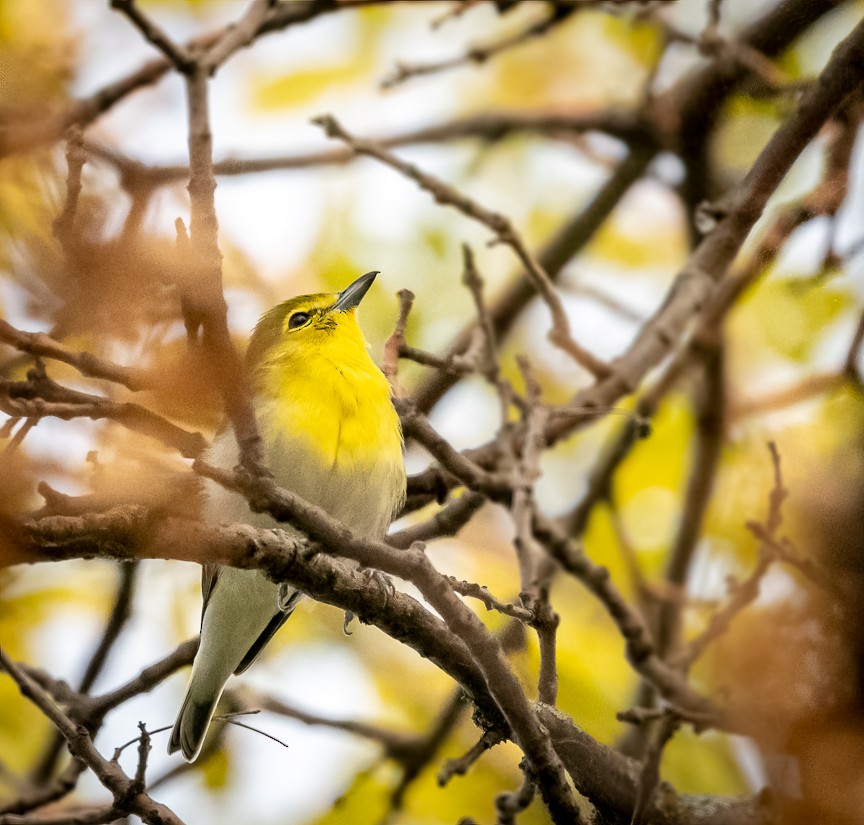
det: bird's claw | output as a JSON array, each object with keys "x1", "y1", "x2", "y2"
[
  {"x1": 343, "y1": 571, "x2": 395, "y2": 636},
  {"x1": 361, "y1": 568, "x2": 396, "y2": 607},
  {"x1": 277, "y1": 584, "x2": 301, "y2": 614}
]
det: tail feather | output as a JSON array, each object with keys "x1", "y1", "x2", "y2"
[
  {"x1": 168, "y1": 683, "x2": 222, "y2": 763},
  {"x1": 169, "y1": 570, "x2": 297, "y2": 761}
]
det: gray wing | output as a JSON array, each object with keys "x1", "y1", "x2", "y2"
[
  {"x1": 199, "y1": 563, "x2": 301, "y2": 675},
  {"x1": 200, "y1": 563, "x2": 220, "y2": 630}
]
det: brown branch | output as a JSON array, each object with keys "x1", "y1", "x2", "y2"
[
  {"x1": 843, "y1": 310, "x2": 864, "y2": 380},
  {"x1": 729, "y1": 372, "x2": 844, "y2": 419},
  {"x1": 398, "y1": 344, "x2": 478, "y2": 375},
  {"x1": 0, "y1": 373, "x2": 206, "y2": 460},
  {"x1": 531, "y1": 513, "x2": 718, "y2": 721},
  {"x1": 411, "y1": 141, "x2": 657, "y2": 413},
  {"x1": 201, "y1": 0, "x2": 276, "y2": 72},
  {"x1": 16, "y1": 505, "x2": 776, "y2": 824},
  {"x1": 188, "y1": 461, "x2": 583, "y2": 823},
  {"x1": 0, "y1": 652, "x2": 184, "y2": 825},
  {"x1": 0, "y1": 0, "x2": 389, "y2": 159},
  {"x1": 510, "y1": 362, "x2": 547, "y2": 597},
  {"x1": 182, "y1": 64, "x2": 266, "y2": 476},
  {"x1": 678, "y1": 443, "x2": 787, "y2": 668},
  {"x1": 0, "y1": 322, "x2": 155, "y2": 392},
  {"x1": 495, "y1": 769, "x2": 536, "y2": 825},
  {"x1": 314, "y1": 114, "x2": 610, "y2": 378},
  {"x1": 236, "y1": 687, "x2": 416, "y2": 752},
  {"x1": 89, "y1": 640, "x2": 198, "y2": 719},
  {"x1": 3, "y1": 419, "x2": 37, "y2": 454},
  {"x1": 408, "y1": 0, "x2": 847, "y2": 416},
  {"x1": 407, "y1": 12, "x2": 864, "y2": 502},
  {"x1": 655, "y1": 344, "x2": 725, "y2": 660},
  {"x1": 382, "y1": 289, "x2": 415, "y2": 394},
  {"x1": 629, "y1": 711, "x2": 682, "y2": 825},
  {"x1": 0, "y1": 635, "x2": 196, "y2": 819},
  {"x1": 33, "y1": 477, "x2": 195, "y2": 520},
  {"x1": 0, "y1": 804, "x2": 120, "y2": 824},
  {"x1": 438, "y1": 729, "x2": 504, "y2": 786},
  {"x1": 386, "y1": 689, "x2": 469, "y2": 813},
  {"x1": 430, "y1": 0, "x2": 485, "y2": 30},
  {"x1": 446, "y1": 578, "x2": 534, "y2": 623},
  {"x1": 0, "y1": 762, "x2": 87, "y2": 819},
  {"x1": 396, "y1": 400, "x2": 512, "y2": 497},
  {"x1": 575, "y1": 102, "x2": 858, "y2": 544},
  {"x1": 52, "y1": 127, "x2": 86, "y2": 245},
  {"x1": 30, "y1": 564, "x2": 139, "y2": 786},
  {"x1": 562, "y1": 384, "x2": 669, "y2": 542},
  {"x1": 617, "y1": 344, "x2": 726, "y2": 758},
  {"x1": 461, "y1": 244, "x2": 501, "y2": 383},
  {"x1": 388, "y1": 491, "x2": 486, "y2": 548},
  {"x1": 83, "y1": 109, "x2": 648, "y2": 184},
  {"x1": 728, "y1": 295, "x2": 864, "y2": 419},
  {"x1": 109, "y1": 1, "x2": 194, "y2": 72}
]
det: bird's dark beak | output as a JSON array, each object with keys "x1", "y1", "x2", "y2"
[{"x1": 333, "y1": 271, "x2": 378, "y2": 312}]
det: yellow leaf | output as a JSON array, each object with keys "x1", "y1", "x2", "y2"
[
  {"x1": 201, "y1": 747, "x2": 231, "y2": 791},
  {"x1": 252, "y1": 63, "x2": 367, "y2": 111},
  {"x1": 729, "y1": 279, "x2": 852, "y2": 365},
  {"x1": 663, "y1": 730, "x2": 746, "y2": 794}
]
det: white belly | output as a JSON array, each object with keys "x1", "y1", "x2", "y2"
[{"x1": 203, "y1": 401, "x2": 405, "y2": 540}]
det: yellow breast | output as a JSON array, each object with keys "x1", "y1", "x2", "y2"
[
  {"x1": 252, "y1": 329, "x2": 405, "y2": 538},
  {"x1": 268, "y1": 348, "x2": 403, "y2": 472}
]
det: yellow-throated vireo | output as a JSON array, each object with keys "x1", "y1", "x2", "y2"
[{"x1": 169, "y1": 271, "x2": 406, "y2": 761}]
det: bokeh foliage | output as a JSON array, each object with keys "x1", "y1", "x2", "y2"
[{"x1": 1, "y1": 0, "x2": 863, "y2": 823}]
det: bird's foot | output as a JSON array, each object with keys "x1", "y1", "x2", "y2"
[
  {"x1": 361, "y1": 567, "x2": 396, "y2": 607},
  {"x1": 343, "y1": 570, "x2": 396, "y2": 635}
]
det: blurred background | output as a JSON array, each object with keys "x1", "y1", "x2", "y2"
[{"x1": 1, "y1": 0, "x2": 864, "y2": 823}]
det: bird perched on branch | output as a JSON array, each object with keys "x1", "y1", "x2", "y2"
[{"x1": 169, "y1": 271, "x2": 406, "y2": 762}]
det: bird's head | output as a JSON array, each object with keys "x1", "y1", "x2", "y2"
[{"x1": 246, "y1": 271, "x2": 379, "y2": 391}]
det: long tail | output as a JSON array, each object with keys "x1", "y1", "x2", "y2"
[
  {"x1": 168, "y1": 677, "x2": 223, "y2": 763},
  {"x1": 168, "y1": 568, "x2": 293, "y2": 762}
]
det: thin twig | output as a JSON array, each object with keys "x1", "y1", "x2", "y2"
[
  {"x1": 52, "y1": 127, "x2": 86, "y2": 244},
  {"x1": 83, "y1": 109, "x2": 647, "y2": 184},
  {"x1": 313, "y1": 114, "x2": 610, "y2": 378},
  {"x1": 495, "y1": 766, "x2": 536, "y2": 825},
  {"x1": 31, "y1": 564, "x2": 139, "y2": 784},
  {"x1": 0, "y1": 652, "x2": 183, "y2": 825},
  {"x1": 0, "y1": 322, "x2": 155, "y2": 392},
  {"x1": 183, "y1": 66, "x2": 268, "y2": 477},
  {"x1": 202, "y1": 0, "x2": 276, "y2": 72},
  {"x1": 446, "y1": 577, "x2": 534, "y2": 623},
  {"x1": 679, "y1": 442, "x2": 788, "y2": 667},
  {"x1": 629, "y1": 711, "x2": 681, "y2": 825},
  {"x1": 382, "y1": 289, "x2": 415, "y2": 394},
  {"x1": 110, "y1": 0, "x2": 193, "y2": 72},
  {"x1": 438, "y1": 730, "x2": 504, "y2": 786},
  {"x1": 0, "y1": 372, "x2": 206, "y2": 459},
  {"x1": 388, "y1": 492, "x2": 486, "y2": 548},
  {"x1": 382, "y1": 4, "x2": 574, "y2": 89}
]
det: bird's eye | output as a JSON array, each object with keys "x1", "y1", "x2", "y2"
[{"x1": 288, "y1": 312, "x2": 310, "y2": 330}]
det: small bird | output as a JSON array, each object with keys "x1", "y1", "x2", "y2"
[{"x1": 169, "y1": 271, "x2": 406, "y2": 762}]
